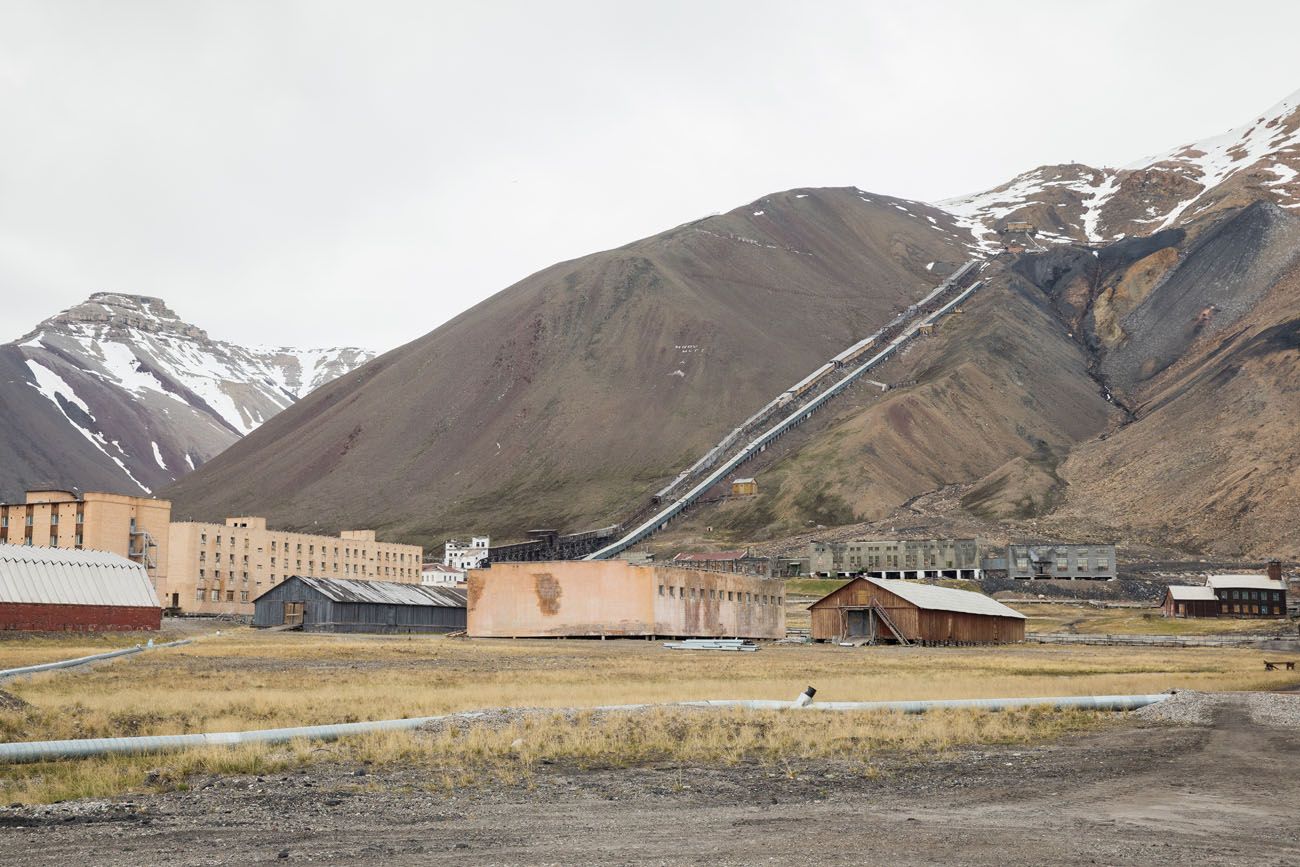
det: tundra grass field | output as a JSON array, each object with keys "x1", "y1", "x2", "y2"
[{"x1": 2, "y1": 624, "x2": 1298, "y2": 804}]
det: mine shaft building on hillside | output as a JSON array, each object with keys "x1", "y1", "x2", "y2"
[
  {"x1": 467, "y1": 561, "x2": 785, "y2": 639},
  {"x1": 252, "y1": 576, "x2": 466, "y2": 633},
  {"x1": 809, "y1": 577, "x2": 1025, "y2": 645},
  {"x1": 0, "y1": 543, "x2": 161, "y2": 631}
]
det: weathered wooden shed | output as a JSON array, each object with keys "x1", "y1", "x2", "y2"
[
  {"x1": 253, "y1": 575, "x2": 466, "y2": 634},
  {"x1": 809, "y1": 577, "x2": 1025, "y2": 645},
  {"x1": 1162, "y1": 585, "x2": 1220, "y2": 618}
]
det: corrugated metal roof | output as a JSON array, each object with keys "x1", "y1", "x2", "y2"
[
  {"x1": 1167, "y1": 585, "x2": 1218, "y2": 601},
  {"x1": 0, "y1": 543, "x2": 159, "y2": 608},
  {"x1": 862, "y1": 577, "x2": 1027, "y2": 619},
  {"x1": 264, "y1": 575, "x2": 466, "y2": 607},
  {"x1": 1207, "y1": 574, "x2": 1284, "y2": 591}
]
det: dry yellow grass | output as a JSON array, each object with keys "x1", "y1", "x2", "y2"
[
  {"x1": 1015, "y1": 602, "x2": 1295, "y2": 636},
  {"x1": 2, "y1": 628, "x2": 1297, "y2": 804},
  {"x1": 3, "y1": 629, "x2": 1297, "y2": 743},
  {"x1": 0, "y1": 706, "x2": 1101, "y2": 805}
]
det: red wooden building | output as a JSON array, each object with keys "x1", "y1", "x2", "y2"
[
  {"x1": 0, "y1": 544, "x2": 161, "y2": 631},
  {"x1": 809, "y1": 577, "x2": 1025, "y2": 645}
]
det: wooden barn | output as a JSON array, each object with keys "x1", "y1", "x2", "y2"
[
  {"x1": 253, "y1": 575, "x2": 466, "y2": 634},
  {"x1": 809, "y1": 577, "x2": 1025, "y2": 645}
]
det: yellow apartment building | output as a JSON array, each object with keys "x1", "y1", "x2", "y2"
[
  {"x1": 165, "y1": 517, "x2": 423, "y2": 616},
  {"x1": 0, "y1": 489, "x2": 422, "y2": 618},
  {"x1": 0, "y1": 489, "x2": 172, "y2": 596}
]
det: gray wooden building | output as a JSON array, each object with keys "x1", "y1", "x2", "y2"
[{"x1": 253, "y1": 575, "x2": 466, "y2": 634}]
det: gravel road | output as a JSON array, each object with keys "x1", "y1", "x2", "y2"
[{"x1": 2, "y1": 693, "x2": 1299, "y2": 865}]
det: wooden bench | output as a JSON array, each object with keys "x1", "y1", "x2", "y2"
[{"x1": 1264, "y1": 661, "x2": 1296, "y2": 671}]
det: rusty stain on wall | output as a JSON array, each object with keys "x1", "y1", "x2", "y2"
[{"x1": 533, "y1": 572, "x2": 562, "y2": 615}]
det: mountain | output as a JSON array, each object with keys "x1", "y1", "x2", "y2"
[
  {"x1": 166, "y1": 188, "x2": 975, "y2": 539},
  {"x1": 168, "y1": 88, "x2": 1300, "y2": 560},
  {"x1": 0, "y1": 293, "x2": 373, "y2": 498},
  {"x1": 941, "y1": 89, "x2": 1300, "y2": 248}
]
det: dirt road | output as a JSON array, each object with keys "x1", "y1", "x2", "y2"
[{"x1": 3, "y1": 694, "x2": 1298, "y2": 865}]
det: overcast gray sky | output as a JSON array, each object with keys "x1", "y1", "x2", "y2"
[{"x1": 3, "y1": 0, "x2": 1298, "y2": 352}]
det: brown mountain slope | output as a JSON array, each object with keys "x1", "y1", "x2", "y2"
[
  {"x1": 681, "y1": 203, "x2": 1300, "y2": 560},
  {"x1": 1049, "y1": 203, "x2": 1300, "y2": 558},
  {"x1": 167, "y1": 188, "x2": 974, "y2": 538},
  {"x1": 666, "y1": 263, "x2": 1117, "y2": 539}
]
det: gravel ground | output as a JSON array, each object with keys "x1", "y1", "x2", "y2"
[
  {"x1": 3, "y1": 692, "x2": 1300, "y2": 864},
  {"x1": 1134, "y1": 689, "x2": 1300, "y2": 726}
]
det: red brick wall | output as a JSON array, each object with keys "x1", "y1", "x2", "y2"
[{"x1": 0, "y1": 602, "x2": 161, "y2": 632}]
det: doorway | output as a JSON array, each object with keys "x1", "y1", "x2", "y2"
[
  {"x1": 846, "y1": 608, "x2": 870, "y2": 638},
  {"x1": 283, "y1": 601, "x2": 304, "y2": 628}
]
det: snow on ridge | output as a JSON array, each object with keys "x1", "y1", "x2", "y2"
[
  {"x1": 24, "y1": 359, "x2": 151, "y2": 493},
  {"x1": 930, "y1": 90, "x2": 1300, "y2": 243},
  {"x1": 151, "y1": 441, "x2": 168, "y2": 471}
]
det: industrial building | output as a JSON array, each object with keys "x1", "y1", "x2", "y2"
[
  {"x1": 0, "y1": 489, "x2": 171, "y2": 602},
  {"x1": 467, "y1": 561, "x2": 785, "y2": 639},
  {"x1": 167, "y1": 517, "x2": 422, "y2": 618},
  {"x1": 1001, "y1": 544, "x2": 1116, "y2": 580},
  {"x1": 0, "y1": 543, "x2": 161, "y2": 631},
  {"x1": 808, "y1": 577, "x2": 1025, "y2": 645},
  {"x1": 1163, "y1": 568, "x2": 1287, "y2": 618},
  {"x1": 809, "y1": 539, "x2": 983, "y2": 579},
  {"x1": 487, "y1": 527, "x2": 621, "y2": 562},
  {"x1": 252, "y1": 576, "x2": 466, "y2": 633}
]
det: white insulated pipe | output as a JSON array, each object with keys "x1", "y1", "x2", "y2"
[
  {"x1": 0, "y1": 639, "x2": 193, "y2": 681},
  {"x1": 0, "y1": 692, "x2": 1170, "y2": 764}
]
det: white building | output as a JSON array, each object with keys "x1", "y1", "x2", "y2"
[
  {"x1": 444, "y1": 536, "x2": 490, "y2": 570},
  {"x1": 422, "y1": 562, "x2": 466, "y2": 587}
]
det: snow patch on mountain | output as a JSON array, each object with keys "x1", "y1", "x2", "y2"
[{"x1": 9, "y1": 293, "x2": 375, "y2": 494}]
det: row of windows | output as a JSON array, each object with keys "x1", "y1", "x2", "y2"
[
  {"x1": 196, "y1": 589, "x2": 250, "y2": 603},
  {"x1": 198, "y1": 531, "x2": 413, "y2": 563},
  {"x1": 657, "y1": 585, "x2": 783, "y2": 606},
  {"x1": 1223, "y1": 604, "x2": 1282, "y2": 615},
  {"x1": 0, "y1": 506, "x2": 85, "y2": 527},
  {"x1": 1225, "y1": 590, "x2": 1283, "y2": 601},
  {"x1": 198, "y1": 563, "x2": 414, "y2": 581}
]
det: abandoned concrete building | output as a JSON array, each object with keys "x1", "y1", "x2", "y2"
[
  {"x1": 999, "y1": 544, "x2": 1117, "y2": 580},
  {"x1": 808, "y1": 539, "x2": 983, "y2": 579},
  {"x1": 466, "y1": 560, "x2": 785, "y2": 639},
  {"x1": 808, "y1": 577, "x2": 1025, "y2": 645}
]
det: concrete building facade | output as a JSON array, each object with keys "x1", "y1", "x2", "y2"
[
  {"x1": 467, "y1": 561, "x2": 785, "y2": 639},
  {"x1": 166, "y1": 517, "x2": 422, "y2": 617},
  {"x1": 809, "y1": 538, "x2": 982, "y2": 579},
  {"x1": 1004, "y1": 544, "x2": 1116, "y2": 580},
  {"x1": 0, "y1": 489, "x2": 171, "y2": 601}
]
